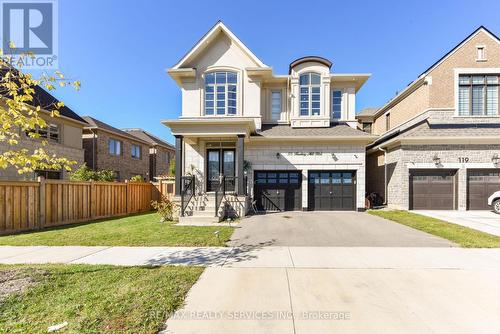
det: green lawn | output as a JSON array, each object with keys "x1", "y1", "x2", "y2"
[
  {"x1": 0, "y1": 264, "x2": 202, "y2": 334},
  {"x1": 0, "y1": 213, "x2": 234, "y2": 247},
  {"x1": 369, "y1": 210, "x2": 500, "y2": 248}
]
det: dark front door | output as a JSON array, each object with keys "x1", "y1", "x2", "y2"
[
  {"x1": 308, "y1": 171, "x2": 356, "y2": 211},
  {"x1": 207, "y1": 149, "x2": 235, "y2": 192},
  {"x1": 410, "y1": 170, "x2": 456, "y2": 210},
  {"x1": 468, "y1": 169, "x2": 500, "y2": 210},
  {"x1": 254, "y1": 171, "x2": 302, "y2": 212}
]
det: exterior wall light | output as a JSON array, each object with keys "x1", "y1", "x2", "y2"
[
  {"x1": 276, "y1": 153, "x2": 280, "y2": 159},
  {"x1": 493, "y1": 153, "x2": 500, "y2": 166},
  {"x1": 432, "y1": 154, "x2": 441, "y2": 166}
]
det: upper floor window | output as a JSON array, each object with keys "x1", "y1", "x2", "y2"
[
  {"x1": 271, "y1": 91, "x2": 281, "y2": 121},
  {"x1": 299, "y1": 73, "x2": 321, "y2": 116},
  {"x1": 27, "y1": 123, "x2": 60, "y2": 143},
  {"x1": 458, "y1": 74, "x2": 499, "y2": 116},
  {"x1": 205, "y1": 71, "x2": 237, "y2": 116},
  {"x1": 332, "y1": 90, "x2": 342, "y2": 120},
  {"x1": 109, "y1": 138, "x2": 122, "y2": 155},
  {"x1": 385, "y1": 113, "x2": 391, "y2": 131},
  {"x1": 362, "y1": 122, "x2": 372, "y2": 134},
  {"x1": 131, "y1": 144, "x2": 141, "y2": 159}
]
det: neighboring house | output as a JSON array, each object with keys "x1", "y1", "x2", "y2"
[
  {"x1": 360, "y1": 26, "x2": 500, "y2": 211},
  {"x1": 122, "y1": 128, "x2": 175, "y2": 180},
  {"x1": 82, "y1": 117, "x2": 150, "y2": 181},
  {"x1": 0, "y1": 85, "x2": 86, "y2": 181},
  {"x1": 163, "y1": 21, "x2": 375, "y2": 216}
]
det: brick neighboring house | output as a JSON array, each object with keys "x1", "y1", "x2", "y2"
[
  {"x1": 82, "y1": 117, "x2": 150, "y2": 181},
  {"x1": 0, "y1": 86, "x2": 87, "y2": 181},
  {"x1": 359, "y1": 26, "x2": 500, "y2": 211},
  {"x1": 122, "y1": 129, "x2": 175, "y2": 180}
]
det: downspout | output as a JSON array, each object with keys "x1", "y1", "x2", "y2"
[
  {"x1": 378, "y1": 147, "x2": 388, "y2": 205},
  {"x1": 91, "y1": 129, "x2": 96, "y2": 170}
]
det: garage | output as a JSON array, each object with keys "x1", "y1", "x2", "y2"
[
  {"x1": 308, "y1": 171, "x2": 356, "y2": 211},
  {"x1": 410, "y1": 170, "x2": 457, "y2": 210},
  {"x1": 467, "y1": 169, "x2": 500, "y2": 210},
  {"x1": 254, "y1": 171, "x2": 302, "y2": 212}
]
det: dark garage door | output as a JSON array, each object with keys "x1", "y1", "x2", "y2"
[
  {"x1": 308, "y1": 171, "x2": 356, "y2": 211},
  {"x1": 410, "y1": 170, "x2": 456, "y2": 210},
  {"x1": 254, "y1": 171, "x2": 302, "y2": 212},
  {"x1": 468, "y1": 170, "x2": 500, "y2": 210}
]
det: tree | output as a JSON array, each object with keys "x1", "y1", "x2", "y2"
[{"x1": 0, "y1": 50, "x2": 81, "y2": 175}]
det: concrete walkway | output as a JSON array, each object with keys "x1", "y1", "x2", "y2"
[
  {"x1": 415, "y1": 210, "x2": 500, "y2": 236},
  {"x1": 2, "y1": 245, "x2": 500, "y2": 270}
]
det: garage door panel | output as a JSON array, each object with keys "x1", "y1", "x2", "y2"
[
  {"x1": 308, "y1": 171, "x2": 356, "y2": 211},
  {"x1": 468, "y1": 170, "x2": 500, "y2": 210},
  {"x1": 254, "y1": 171, "x2": 302, "y2": 212},
  {"x1": 410, "y1": 170, "x2": 456, "y2": 210}
]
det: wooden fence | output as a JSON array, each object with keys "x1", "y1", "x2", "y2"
[{"x1": 0, "y1": 178, "x2": 175, "y2": 235}]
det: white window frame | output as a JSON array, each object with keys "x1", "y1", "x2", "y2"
[
  {"x1": 476, "y1": 45, "x2": 486, "y2": 62},
  {"x1": 454, "y1": 68, "x2": 500, "y2": 117},
  {"x1": 299, "y1": 72, "x2": 321, "y2": 116},
  {"x1": 331, "y1": 90, "x2": 343, "y2": 120},
  {"x1": 204, "y1": 71, "x2": 238, "y2": 116},
  {"x1": 131, "y1": 144, "x2": 141, "y2": 159},
  {"x1": 270, "y1": 90, "x2": 282, "y2": 121}
]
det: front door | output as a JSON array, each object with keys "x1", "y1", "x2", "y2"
[{"x1": 207, "y1": 149, "x2": 235, "y2": 192}]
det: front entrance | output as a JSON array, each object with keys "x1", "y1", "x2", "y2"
[
  {"x1": 206, "y1": 149, "x2": 235, "y2": 192},
  {"x1": 409, "y1": 169, "x2": 457, "y2": 210},
  {"x1": 308, "y1": 171, "x2": 356, "y2": 211},
  {"x1": 254, "y1": 171, "x2": 302, "y2": 212}
]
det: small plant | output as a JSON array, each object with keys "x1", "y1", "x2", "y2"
[
  {"x1": 151, "y1": 196, "x2": 176, "y2": 222},
  {"x1": 130, "y1": 175, "x2": 144, "y2": 182}
]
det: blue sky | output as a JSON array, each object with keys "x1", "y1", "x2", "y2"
[{"x1": 48, "y1": 0, "x2": 500, "y2": 144}]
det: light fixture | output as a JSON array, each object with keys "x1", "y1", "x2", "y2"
[
  {"x1": 493, "y1": 153, "x2": 500, "y2": 166},
  {"x1": 276, "y1": 153, "x2": 280, "y2": 159},
  {"x1": 432, "y1": 154, "x2": 441, "y2": 166}
]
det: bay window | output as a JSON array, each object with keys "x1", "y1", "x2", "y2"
[
  {"x1": 204, "y1": 71, "x2": 237, "y2": 116},
  {"x1": 299, "y1": 73, "x2": 321, "y2": 116},
  {"x1": 458, "y1": 74, "x2": 499, "y2": 116}
]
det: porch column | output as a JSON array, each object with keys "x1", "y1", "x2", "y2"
[
  {"x1": 174, "y1": 135, "x2": 183, "y2": 196},
  {"x1": 237, "y1": 134, "x2": 245, "y2": 195}
]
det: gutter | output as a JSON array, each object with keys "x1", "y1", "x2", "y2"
[{"x1": 378, "y1": 147, "x2": 388, "y2": 205}]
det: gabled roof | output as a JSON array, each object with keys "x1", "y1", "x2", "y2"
[
  {"x1": 356, "y1": 108, "x2": 379, "y2": 117},
  {"x1": 82, "y1": 116, "x2": 150, "y2": 145},
  {"x1": 171, "y1": 21, "x2": 268, "y2": 69},
  {"x1": 122, "y1": 128, "x2": 175, "y2": 150},
  {"x1": 373, "y1": 26, "x2": 500, "y2": 119}
]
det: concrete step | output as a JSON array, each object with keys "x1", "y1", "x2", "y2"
[
  {"x1": 178, "y1": 216, "x2": 220, "y2": 224},
  {"x1": 192, "y1": 210, "x2": 218, "y2": 217}
]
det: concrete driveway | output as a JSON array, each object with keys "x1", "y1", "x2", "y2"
[
  {"x1": 415, "y1": 210, "x2": 500, "y2": 237},
  {"x1": 228, "y1": 211, "x2": 454, "y2": 247}
]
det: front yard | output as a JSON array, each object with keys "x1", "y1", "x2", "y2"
[
  {"x1": 0, "y1": 264, "x2": 202, "y2": 334},
  {"x1": 369, "y1": 210, "x2": 500, "y2": 248},
  {"x1": 0, "y1": 213, "x2": 234, "y2": 247}
]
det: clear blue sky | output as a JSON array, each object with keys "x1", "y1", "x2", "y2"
[{"x1": 48, "y1": 0, "x2": 500, "y2": 144}]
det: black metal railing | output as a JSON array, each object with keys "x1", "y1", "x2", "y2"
[
  {"x1": 180, "y1": 175, "x2": 195, "y2": 216},
  {"x1": 215, "y1": 175, "x2": 225, "y2": 217}
]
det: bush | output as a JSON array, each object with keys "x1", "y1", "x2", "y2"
[
  {"x1": 70, "y1": 164, "x2": 116, "y2": 182},
  {"x1": 130, "y1": 175, "x2": 144, "y2": 182},
  {"x1": 151, "y1": 196, "x2": 176, "y2": 222}
]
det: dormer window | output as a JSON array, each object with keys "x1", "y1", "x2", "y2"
[
  {"x1": 299, "y1": 73, "x2": 321, "y2": 116},
  {"x1": 204, "y1": 71, "x2": 237, "y2": 116}
]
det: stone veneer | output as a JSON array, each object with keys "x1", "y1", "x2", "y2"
[{"x1": 368, "y1": 144, "x2": 500, "y2": 210}]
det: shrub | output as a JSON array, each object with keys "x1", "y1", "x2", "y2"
[
  {"x1": 70, "y1": 164, "x2": 116, "y2": 182},
  {"x1": 151, "y1": 196, "x2": 176, "y2": 222},
  {"x1": 130, "y1": 175, "x2": 144, "y2": 182}
]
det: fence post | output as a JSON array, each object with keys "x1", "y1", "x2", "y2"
[
  {"x1": 37, "y1": 176, "x2": 45, "y2": 230},
  {"x1": 90, "y1": 180, "x2": 96, "y2": 219},
  {"x1": 159, "y1": 179, "x2": 163, "y2": 198},
  {"x1": 125, "y1": 180, "x2": 130, "y2": 214}
]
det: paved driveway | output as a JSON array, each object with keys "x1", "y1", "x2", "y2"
[
  {"x1": 228, "y1": 212, "x2": 454, "y2": 247},
  {"x1": 415, "y1": 210, "x2": 500, "y2": 236}
]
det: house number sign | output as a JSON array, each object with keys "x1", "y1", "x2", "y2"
[
  {"x1": 284, "y1": 152, "x2": 323, "y2": 156},
  {"x1": 458, "y1": 157, "x2": 469, "y2": 163}
]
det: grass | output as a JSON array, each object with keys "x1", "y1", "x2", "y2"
[
  {"x1": 0, "y1": 212, "x2": 234, "y2": 247},
  {"x1": 369, "y1": 210, "x2": 500, "y2": 248},
  {"x1": 0, "y1": 264, "x2": 203, "y2": 334}
]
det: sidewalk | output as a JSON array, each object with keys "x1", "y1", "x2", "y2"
[{"x1": 2, "y1": 245, "x2": 500, "y2": 269}]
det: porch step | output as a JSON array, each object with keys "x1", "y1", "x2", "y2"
[{"x1": 178, "y1": 215, "x2": 220, "y2": 224}]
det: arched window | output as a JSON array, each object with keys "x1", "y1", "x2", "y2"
[
  {"x1": 204, "y1": 71, "x2": 237, "y2": 116},
  {"x1": 299, "y1": 73, "x2": 321, "y2": 116}
]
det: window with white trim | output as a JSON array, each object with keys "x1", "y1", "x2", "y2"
[
  {"x1": 458, "y1": 74, "x2": 499, "y2": 116},
  {"x1": 270, "y1": 91, "x2": 281, "y2": 121},
  {"x1": 299, "y1": 73, "x2": 321, "y2": 116},
  {"x1": 27, "y1": 123, "x2": 60, "y2": 143},
  {"x1": 204, "y1": 71, "x2": 237, "y2": 116},
  {"x1": 109, "y1": 138, "x2": 122, "y2": 155},
  {"x1": 332, "y1": 90, "x2": 342, "y2": 120},
  {"x1": 476, "y1": 46, "x2": 486, "y2": 61}
]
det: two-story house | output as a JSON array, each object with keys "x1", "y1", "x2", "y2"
[
  {"x1": 82, "y1": 116, "x2": 151, "y2": 181},
  {"x1": 0, "y1": 85, "x2": 86, "y2": 181},
  {"x1": 163, "y1": 21, "x2": 375, "y2": 217},
  {"x1": 361, "y1": 26, "x2": 500, "y2": 211}
]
